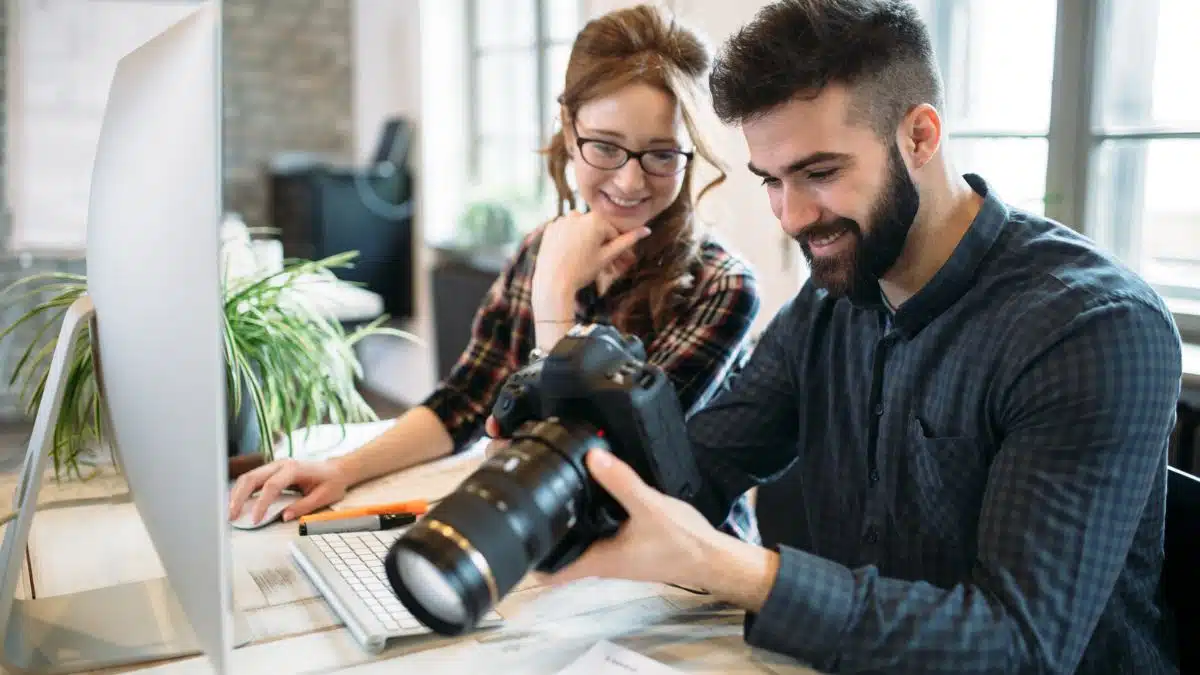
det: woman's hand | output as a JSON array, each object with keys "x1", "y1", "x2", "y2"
[
  {"x1": 531, "y1": 210, "x2": 650, "y2": 317},
  {"x1": 228, "y1": 457, "x2": 353, "y2": 524}
]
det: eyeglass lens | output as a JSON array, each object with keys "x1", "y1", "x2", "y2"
[{"x1": 579, "y1": 140, "x2": 687, "y2": 176}]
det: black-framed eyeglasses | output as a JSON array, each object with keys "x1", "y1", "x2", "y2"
[{"x1": 572, "y1": 121, "x2": 693, "y2": 177}]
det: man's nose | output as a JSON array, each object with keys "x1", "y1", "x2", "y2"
[{"x1": 780, "y1": 185, "x2": 821, "y2": 237}]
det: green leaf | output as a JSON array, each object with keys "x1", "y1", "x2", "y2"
[{"x1": 4, "y1": 249, "x2": 418, "y2": 480}]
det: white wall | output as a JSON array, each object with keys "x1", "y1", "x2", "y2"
[
  {"x1": 352, "y1": 0, "x2": 470, "y2": 405},
  {"x1": 5, "y1": 0, "x2": 197, "y2": 252}
]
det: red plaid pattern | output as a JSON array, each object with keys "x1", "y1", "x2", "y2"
[{"x1": 423, "y1": 228, "x2": 761, "y2": 454}]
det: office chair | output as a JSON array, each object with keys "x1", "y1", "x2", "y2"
[
  {"x1": 268, "y1": 117, "x2": 416, "y2": 321},
  {"x1": 1166, "y1": 465, "x2": 1200, "y2": 673}
]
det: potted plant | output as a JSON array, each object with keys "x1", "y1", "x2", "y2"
[{"x1": 0, "y1": 249, "x2": 417, "y2": 481}]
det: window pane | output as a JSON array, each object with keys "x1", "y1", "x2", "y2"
[
  {"x1": 545, "y1": 44, "x2": 572, "y2": 136},
  {"x1": 950, "y1": 138, "x2": 1049, "y2": 215},
  {"x1": 1089, "y1": 139, "x2": 1200, "y2": 293},
  {"x1": 907, "y1": 0, "x2": 934, "y2": 22},
  {"x1": 476, "y1": 51, "x2": 539, "y2": 139},
  {"x1": 473, "y1": 0, "x2": 536, "y2": 49},
  {"x1": 939, "y1": 0, "x2": 1056, "y2": 133},
  {"x1": 1095, "y1": 0, "x2": 1200, "y2": 129},
  {"x1": 477, "y1": 137, "x2": 544, "y2": 202},
  {"x1": 545, "y1": 0, "x2": 581, "y2": 42}
]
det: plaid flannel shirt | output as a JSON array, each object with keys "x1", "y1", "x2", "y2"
[{"x1": 421, "y1": 227, "x2": 762, "y2": 540}]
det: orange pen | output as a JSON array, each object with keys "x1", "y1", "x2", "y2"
[{"x1": 298, "y1": 499, "x2": 429, "y2": 525}]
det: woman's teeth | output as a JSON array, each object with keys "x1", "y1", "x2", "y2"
[{"x1": 606, "y1": 193, "x2": 644, "y2": 208}]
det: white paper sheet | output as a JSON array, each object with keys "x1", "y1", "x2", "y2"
[
  {"x1": 498, "y1": 578, "x2": 673, "y2": 628},
  {"x1": 230, "y1": 523, "x2": 320, "y2": 610},
  {"x1": 243, "y1": 596, "x2": 342, "y2": 643},
  {"x1": 555, "y1": 640, "x2": 683, "y2": 674},
  {"x1": 274, "y1": 419, "x2": 398, "y2": 462}
]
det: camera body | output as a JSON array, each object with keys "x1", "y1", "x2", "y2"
[{"x1": 489, "y1": 323, "x2": 703, "y2": 573}]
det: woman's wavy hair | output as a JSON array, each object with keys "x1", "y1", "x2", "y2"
[{"x1": 541, "y1": 4, "x2": 727, "y2": 335}]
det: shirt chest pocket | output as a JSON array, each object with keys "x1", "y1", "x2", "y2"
[{"x1": 900, "y1": 416, "x2": 990, "y2": 545}]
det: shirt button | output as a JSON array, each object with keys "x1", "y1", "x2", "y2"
[
  {"x1": 869, "y1": 469, "x2": 880, "y2": 483},
  {"x1": 864, "y1": 526, "x2": 879, "y2": 544},
  {"x1": 873, "y1": 403, "x2": 884, "y2": 416}
]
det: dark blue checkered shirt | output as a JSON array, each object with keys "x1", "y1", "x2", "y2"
[{"x1": 687, "y1": 174, "x2": 1184, "y2": 673}]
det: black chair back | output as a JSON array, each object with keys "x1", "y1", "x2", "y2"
[{"x1": 1166, "y1": 466, "x2": 1200, "y2": 673}]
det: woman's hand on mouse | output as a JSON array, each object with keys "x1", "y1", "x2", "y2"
[{"x1": 228, "y1": 458, "x2": 352, "y2": 524}]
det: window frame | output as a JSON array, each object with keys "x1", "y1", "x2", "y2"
[
  {"x1": 925, "y1": 0, "x2": 1200, "y2": 342},
  {"x1": 464, "y1": 0, "x2": 580, "y2": 203}
]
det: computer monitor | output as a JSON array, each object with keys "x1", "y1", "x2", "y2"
[{"x1": 0, "y1": 3, "x2": 248, "y2": 673}]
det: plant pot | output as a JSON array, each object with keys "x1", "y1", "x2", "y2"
[{"x1": 226, "y1": 366, "x2": 263, "y2": 458}]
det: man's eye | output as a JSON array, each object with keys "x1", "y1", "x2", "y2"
[
  {"x1": 760, "y1": 176, "x2": 780, "y2": 187},
  {"x1": 808, "y1": 168, "x2": 839, "y2": 182}
]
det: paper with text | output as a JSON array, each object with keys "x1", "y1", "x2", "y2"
[
  {"x1": 555, "y1": 640, "x2": 683, "y2": 674},
  {"x1": 230, "y1": 523, "x2": 320, "y2": 610}
]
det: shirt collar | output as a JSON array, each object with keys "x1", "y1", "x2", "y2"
[{"x1": 883, "y1": 173, "x2": 1008, "y2": 339}]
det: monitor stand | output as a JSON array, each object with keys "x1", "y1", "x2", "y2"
[{"x1": 0, "y1": 296, "x2": 251, "y2": 674}]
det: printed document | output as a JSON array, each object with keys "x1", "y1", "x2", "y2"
[{"x1": 554, "y1": 640, "x2": 683, "y2": 674}]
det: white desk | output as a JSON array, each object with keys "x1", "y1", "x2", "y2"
[{"x1": 3, "y1": 461, "x2": 822, "y2": 675}]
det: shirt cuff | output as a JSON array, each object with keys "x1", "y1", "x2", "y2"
[
  {"x1": 420, "y1": 387, "x2": 484, "y2": 452},
  {"x1": 744, "y1": 545, "x2": 855, "y2": 666}
]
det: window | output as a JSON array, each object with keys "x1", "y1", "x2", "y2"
[
  {"x1": 920, "y1": 0, "x2": 1200, "y2": 338},
  {"x1": 924, "y1": 0, "x2": 1058, "y2": 216},
  {"x1": 466, "y1": 0, "x2": 581, "y2": 215}
]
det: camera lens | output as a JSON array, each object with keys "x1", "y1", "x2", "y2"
[{"x1": 384, "y1": 419, "x2": 608, "y2": 635}]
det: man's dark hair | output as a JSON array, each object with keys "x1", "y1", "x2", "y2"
[{"x1": 710, "y1": 0, "x2": 943, "y2": 137}]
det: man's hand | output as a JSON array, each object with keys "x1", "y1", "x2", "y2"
[
  {"x1": 539, "y1": 448, "x2": 781, "y2": 613},
  {"x1": 484, "y1": 416, "x2": 509, "y2": 457}
]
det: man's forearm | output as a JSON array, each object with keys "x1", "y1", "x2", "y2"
[{"x1": 333, "y1": 406, "x2": 453, "y2": 486}]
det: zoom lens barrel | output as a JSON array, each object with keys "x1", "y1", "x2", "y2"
[{"x1": 384, "y1": 419, "x2": 608, "y2": 635}]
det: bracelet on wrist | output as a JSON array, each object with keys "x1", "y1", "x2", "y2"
[{"x1": 535, "y1": 318, "x2": 576, "y2": 324}]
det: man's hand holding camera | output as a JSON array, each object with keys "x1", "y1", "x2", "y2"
[
  {"x1": 485, "y1": 415, "x2": 778, "y2": 613},
  {"x1": 548, "y1": 446, "x2": 779, "y2": 613}
]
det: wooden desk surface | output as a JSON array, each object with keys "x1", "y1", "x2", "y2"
[{"x1": 3, "y1": 467, "x2": 820, "y2": 675}]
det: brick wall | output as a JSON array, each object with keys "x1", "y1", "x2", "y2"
[
  {"x1": 0, "y1": 1, "x2": 354, "y2": 419},
  {"x1": 222, "y1": 0, "x2": 355, "y2": 227}
]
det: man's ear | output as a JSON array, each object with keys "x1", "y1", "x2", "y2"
[{"x1": 898, "y1": 103, "x2": 942, "y2": 170}]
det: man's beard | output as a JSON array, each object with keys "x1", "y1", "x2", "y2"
[{"x1": 797, "y1": 144, "x2": 920, "y2": 305}]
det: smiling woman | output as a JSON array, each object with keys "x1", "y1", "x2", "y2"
[{"x1": 227, "y1": 4, "x2": 761, "y2": 539}]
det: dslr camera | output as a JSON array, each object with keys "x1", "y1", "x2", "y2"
[{"x1": 383, "y1": 323, "x2": 702, "y2": 636}]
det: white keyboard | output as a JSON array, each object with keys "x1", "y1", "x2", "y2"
[
  {"x1": 309, "y1": 530, "x2": 421, "y2": 632},
  {"x1": 290, "y1": 528, "x2": 503, "y2": 653}
]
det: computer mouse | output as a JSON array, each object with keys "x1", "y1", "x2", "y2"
[{"x1": 230, "y1": 490, "x2": 302, "y2": 530}]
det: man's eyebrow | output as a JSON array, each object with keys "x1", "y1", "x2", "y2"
[{"x1": 747, "y1": 151, "x2": 852, "y2": 178}]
